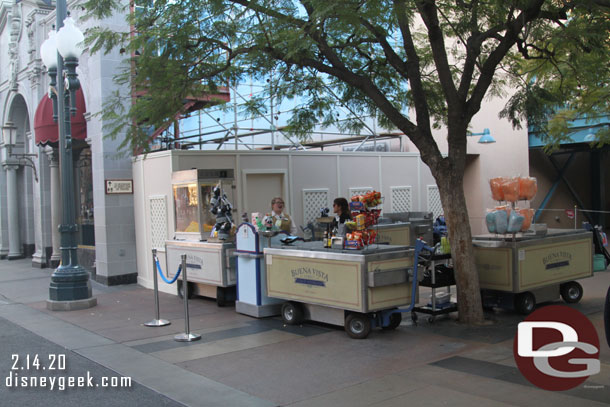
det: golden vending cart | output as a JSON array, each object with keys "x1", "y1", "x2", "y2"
[
  {"x1": 474, "y1": 229, "x2": 593, "y2": 314},
  {"x1": 165, "y1": 169, "x2": 237, "y2": 305},
  {"x1": 375, "y1": 212, "x2": 433, "y2": 246},
  {"x1": 264, "y1": 241, "x2": 416, "y2": 338}
]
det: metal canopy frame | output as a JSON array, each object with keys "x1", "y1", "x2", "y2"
[{"x1": 533, "y1": 144, "x2": 608, "y2": 226}]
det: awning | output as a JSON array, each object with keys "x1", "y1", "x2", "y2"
[{"x1": 34, "y1": 88, "x2": 87, "y2": 147}]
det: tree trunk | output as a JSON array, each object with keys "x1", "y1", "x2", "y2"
[{"x1": 435, "y1": 170, "x2": 485, "y2": 325}]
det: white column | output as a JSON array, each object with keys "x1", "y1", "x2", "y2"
[
  {"x1": 47, "y1": 150, "x2": 61, "y2": 267},
  {"x1": 5, "y1": 164, "x2": 22, "y2": 259}
]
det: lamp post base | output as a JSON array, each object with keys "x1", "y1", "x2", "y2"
[
  {"x1": 49, "y1": 265, "x2": 95, "y2": 304},
  {"x1": 46, "y1": 297, "x2": 97, "y2": 311}
]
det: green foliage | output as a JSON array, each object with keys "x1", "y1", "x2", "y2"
[
  {"x1": 501, "y1": 5, "x2": 610, "y2": 151},
  {"x1": 82, "y1": 1, "x2": 607, "y2": 157}
]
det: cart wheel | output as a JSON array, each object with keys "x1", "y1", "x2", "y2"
[
  {"x1": 345, "y1": 313, "x2": 372, "y2": 339},
  {"x1": 411, "y1": 311, "x2": 418, "y2": 326},
  {"x1": 514, "y1": 292, "x2": 536, "y2": 315},
  {"x1": 177, "y1": 280, "x2": 194, "y2": 299},
  {"x1": 604, "y1": 287, "x2": 610, "y2": 346},
  {"x1": 216, "y1": 287, "x2": 227, "y2": 307},
  {"x1": 560, "y1": 281, "x2": 583, "y2": 304},
  {"x1": 382, "y1": 313, "x2": 402, "y2": 330},
  {"x1": 281, "y1": 302, "x2": 304, "y2": 325}
]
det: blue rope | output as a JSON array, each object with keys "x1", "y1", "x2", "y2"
[{"x1": 155, "y1": 258, "x2": 182, "y2": 284}]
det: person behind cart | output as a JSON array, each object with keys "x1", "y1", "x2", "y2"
[
  {"x1": 331, "y1": 197, "x2": 352, "y2": 237},
  {"x1": 270, "y1": 197, "x2": 298, "y2": 235}
]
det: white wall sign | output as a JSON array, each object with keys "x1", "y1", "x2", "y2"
[{"x1": 105, "y1": 179, "x2": 133, "y2": 194}]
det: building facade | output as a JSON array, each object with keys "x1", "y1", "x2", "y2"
[{"x1": 0, "y1": 0, "x2": 137, "y2": 285}]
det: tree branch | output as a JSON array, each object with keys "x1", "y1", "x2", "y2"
[{"x1": 416, "y1": 0, "x2": 459, "y2": 106}]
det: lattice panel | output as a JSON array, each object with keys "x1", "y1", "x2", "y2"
[
  {"x1": 349, "y1": 187, "x2": 373, "y2": 198},
  {"x1": 427, "y1": 185, "x2": 443, "y2": 219},
  {"x1": 303, "y1": 189, "x2": 329, "y2": 224},
  {"x1": 149, "y1": 195, "x2": 168, "y2": 249},
  {"x1": 391, "y1": 186, "x2": 412, "y2": 213}
]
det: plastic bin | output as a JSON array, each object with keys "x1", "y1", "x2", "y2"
[{"x1": 594, "y1": 254, "x2": 607, "y2": 272}]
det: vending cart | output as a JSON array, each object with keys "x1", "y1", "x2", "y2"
[
  {"x1": 235, "y1": 224, "x2": 286, "y2": 317},
  {"x1": 473, "y1": 228, "x2": 593, "y2": 314},
  {"x1": 264, "y1": 242, "x2": 416, "y2": 338},
  {"x1": 375, "y1": 212, "x2": 433, "y2": 246},
  {"x1": 165, "y1": 169, "x2": 237, "y2": 305}
]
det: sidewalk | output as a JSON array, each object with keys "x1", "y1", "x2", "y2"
[{"x1": 0, "y1": 258, "x2": 608, "y2": 406}]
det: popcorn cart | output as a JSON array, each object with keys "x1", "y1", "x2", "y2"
[{"x1": 165, "y1": 169, "x2": 237, "y2": 305}]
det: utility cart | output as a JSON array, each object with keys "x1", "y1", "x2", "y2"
[
  {"x1": 263, "y1": 241, "x2": 420, "y2": 339},
  {"x1": 412, "y1": 252, "x2": 457, "y2": 323},
  {"x1": 473, "y1": 228, "x2": 593, "y2": 314}
]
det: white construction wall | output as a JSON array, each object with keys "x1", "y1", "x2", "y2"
[{"x1": 133, "y1": 150, "x2": 436, "y2": 292}]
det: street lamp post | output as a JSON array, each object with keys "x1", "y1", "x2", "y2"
[{"x1": 41, "y1": 2, "x2": 96, "y2": 310}]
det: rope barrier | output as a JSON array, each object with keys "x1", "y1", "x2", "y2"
[{"x1": 155, "y1": 258, "x2": 182, "y2": 284}]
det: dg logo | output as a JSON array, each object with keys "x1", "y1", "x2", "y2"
[{"x1": 513, "y1": 305, "x2": 600, "y2": 391}]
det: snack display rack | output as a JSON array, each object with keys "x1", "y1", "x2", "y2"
[{"x1": 344, "y1": 191, "x2": 382, "y2": 250}]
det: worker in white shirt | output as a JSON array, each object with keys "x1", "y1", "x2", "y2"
[{"x1": 270, "y1": 197, "x2": 298, "y2": 235}]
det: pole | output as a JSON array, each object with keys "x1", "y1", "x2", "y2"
[
  {"x1": 47, "y1": 0, "x2": 96, "y2": 310},
  {"x1": 174, "y1": 254, "x2": 201, "y2": 342},
  {"x1": 144, "y1": 249, "x2": 170, "y2": 327},
  {"x1": 574, "y1": 205, "x2": 577, "y2": 229}
]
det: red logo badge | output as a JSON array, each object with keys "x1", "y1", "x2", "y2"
[{"x1": 513, "y1": 305, "x2": 600, "y2": 391}]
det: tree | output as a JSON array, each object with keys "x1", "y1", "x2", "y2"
[
  {"x1": 500, "y1": 3, "x2": 610, "y2": 152},
  {"x1": 83, "y1": 0, "x2": 608, "y2": 324}
]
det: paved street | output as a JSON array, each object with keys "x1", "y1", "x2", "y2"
[
  {"x1": 0, "y1": 258, "x2": 608, "y2": 406},
  {"x1": 0, "y1": 316, "x2": 184, "y2": 406}
]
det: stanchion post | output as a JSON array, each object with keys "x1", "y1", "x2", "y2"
[
  {"x1": 144, "y1": 249, "x2": 171, "y2": 327},
  {"x1": 175, "y1": 254, "x2": 201, "y2": 342}
]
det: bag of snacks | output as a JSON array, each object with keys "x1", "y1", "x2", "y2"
[
  {"x1": 519, "y1": 208, "x2": 535, "y2": 231},
  {"x1": 494, "y1": 210, "x2": 509, "y2": 234},
  {"x1": 507, "y1": 210, "x2": 525, "y2": 233},
  {"x1": 518, "y1": 177, "x2": 538, "y2": 200},
  {"x1": 501, "y1": 177, "x2": 519, "y2": 202},
  {"x1": 495, "y1": 205, "x2": 511, "y2": 216},
  {"x1": 490, "y1": 177, "x2": 505, "y2": 201},
  {"x1": 486, "y1": 210, "x2": 497, "y2": 233}
]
